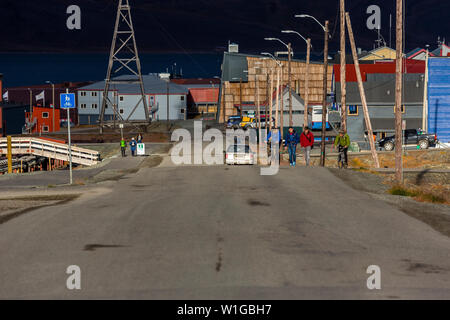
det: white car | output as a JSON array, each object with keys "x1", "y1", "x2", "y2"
[{"x1": 225, "y1": 144, "x2": 255, "y2": 165}]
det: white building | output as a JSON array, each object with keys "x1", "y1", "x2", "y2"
[{"x1": 77, "y1": 74, "x2": 188, "y2": 124}]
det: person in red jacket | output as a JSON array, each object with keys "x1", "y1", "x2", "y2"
[{"x1": 300, "y1": 126, "x2": 314, "y2": 166}]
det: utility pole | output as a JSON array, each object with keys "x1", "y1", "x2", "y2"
[
  {"x1": 7, "y1": 136, "x2": 12, "y2": 174},
  {"x1": 28, "y1": 88, "x2": 32, "y2": 134},
  {"x1": 167, "y1": 80, "x2": 170, "y2": 130},
  {"x1": 269, "y1": 68, "x2": 274, "y2": 131},
  {"x1": 275, "y1": 67, "x2": 280, "y2": 128},
  {"x1": 239, "y1": 78, "x2": 243, "y2": 117},
  {"x1": 265, "y1": 73, "x2": 269, "y2": 125},
  {"x1": 340, "y1": 0, "x2": 347, "y2": 131},
  {"x1": 422, "y1": 45, "x2": 429, "y2": 132},
  {"x1": 320, "y1": 20, "x2": 329, "y2": 167},
  {"x1": 346, "y1": 12, "x2": 380, "y2": 168},
  {"x1": 280, "y1": 65, "x2": 284, "y2": 139},
  {"x1": 222, "y1": 81, "x2": 226, "y2": 124},
  {"x1": 255, "y1": 71, "x2": 262, "y2": 162},
  {"x1": 395, "y1": 0, "x2": 404, "y2": 183},
  {"x1": 304, "y1": 38, "x2": 311, "y2": 130},
  {"x1": 288, "y1": 43, "x2": 293, "y2": 127}
]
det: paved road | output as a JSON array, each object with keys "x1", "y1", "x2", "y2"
[{"x1": 0, "y1": 164, "x2": 449, "y2": 299}]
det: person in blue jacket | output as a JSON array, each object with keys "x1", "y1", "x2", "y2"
[
  {"x1": 130, "y1": 137, "x2": 137, "y2": 156},
  {"x1": 284, "y1": 127, "x2": 300, "y2": 167}
]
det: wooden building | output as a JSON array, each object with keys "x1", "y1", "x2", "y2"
[{"x1": 218, "y1": 52, "x2": 333, "y2": 123}]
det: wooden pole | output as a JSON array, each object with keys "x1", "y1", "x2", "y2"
[
  {"x1": 320, "y1": 21, "x2": 329, "y2": 167},
  {"x1": 256, "y1": 72, "x2": 262, "y2": 162},
  {"x1": 288, "y1": 43, "x2": 293, "y2": 127},
  {"x1": 269, "y1": 68, "x2": 274, "y2": 131},
  {"x1": 346, "y1": 12, "x2": 380, "y2": 168},
  {"x1": 280, "y1": 65, "x2": 284, "y2": 139},
  {"x1": 395, "y1": 0, "x2": 403, "y2": 182},
  {"x1": 7, "y1": 135, "x2": 12, "y2": 174},
  {"x1": 304, "y1": 38, "x2": 311, "y2": 130},
  {"x1": 239, "y1": 78, "x2": 243, "y2": 117},
  {"x1": 422, "y1": 47, "x2": 429, "y2": 131},
  {"x1": 340, "y1": 0, "x2": 347, "y2": 131},
  {"x1": 265, "y1": 72, "x2": 269, "y2": 124},
  {"x1": 275, "y1": 67, "x2": 280, "y2": 128},
  {"x1": 222, "y1": 81, "x2": 226, "y2": 123}
]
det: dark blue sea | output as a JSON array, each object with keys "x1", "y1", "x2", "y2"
[{"x1": 0, "y1": 53, "x2": 223, "y2": 88}]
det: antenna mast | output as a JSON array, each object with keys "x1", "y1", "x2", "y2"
[{"x1": 99, "y1": 0, "x2": 149, "y2": 133}]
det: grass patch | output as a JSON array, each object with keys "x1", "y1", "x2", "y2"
[{"x1": 388, "y1": 185, "x2": 446, "y2": 204}]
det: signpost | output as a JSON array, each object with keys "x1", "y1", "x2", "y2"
[
  {"x1": 137, "y1": 143, "x2": 145, "y2": 156},
  {"x1": 60, "y1": 90, "x2": 75, "y2": 185}
]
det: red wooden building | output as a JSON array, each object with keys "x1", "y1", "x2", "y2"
[{"x1": 25, "y1": 105, "x2": 60, "y2": 134}]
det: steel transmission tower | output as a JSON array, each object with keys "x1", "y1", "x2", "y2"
[{"x1": 99, "y1": 0, "x2": 149, "y2": 133}]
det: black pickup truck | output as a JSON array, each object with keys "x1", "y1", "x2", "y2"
[{"x1": 378, "y1": 129, "x2": 438, "y2": 151}]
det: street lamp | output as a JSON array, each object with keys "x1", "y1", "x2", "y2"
[
  {"x1": 296, "y1": 13, "x2": 330, "y2": 167},
  {"x1": 282, "y1": 30, "x2": 313, "y2": 131},
  {"x1": 266, "y1": 37, "x2": 294, "y2": 128},
  {"x1": 46, "y1": 81, "x2": 55, "y2": 132}
]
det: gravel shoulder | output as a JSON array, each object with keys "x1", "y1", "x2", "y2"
[{"x1": 329, "y1": 168, "x2": 450, "y2": 238}]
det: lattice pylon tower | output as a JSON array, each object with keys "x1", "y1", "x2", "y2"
[{"x1": 99, "y1": 0, "x2": 149, "y2": 133}]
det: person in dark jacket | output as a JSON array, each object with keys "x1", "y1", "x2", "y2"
[
  {"x1": 300, "y1": 126, "x2": 315, "y2": 166},
  {"x1": 130, "y1": 137, "x2": 137, "y2": 157},
  {"x1": 284, "y1": 127, "x2": 300, "y2": 167}
]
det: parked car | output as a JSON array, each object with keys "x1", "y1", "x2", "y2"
[
  {"x1": 226, "y1": 116, "x2": 241, "y2": 129},
  {"x1": 378, "y1": 129, "x2": 438, "y2": 151},
  {"x1": 259, "y1": 115, "x2": 275, "y2": 128},
  {"x1": 60, "y1": 119, "x2": 75, "y2": 128},
  {"x1": 225, "y1": 144, "x2": 255, "y2": 165}
]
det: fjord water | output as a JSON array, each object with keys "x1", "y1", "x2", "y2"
[{"x1": 0, "y1": 53, "x2": 223, "y2": 87}]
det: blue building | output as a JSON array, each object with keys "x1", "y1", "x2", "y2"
[{"x1": 427, "y1": 57, "x2": 450, "y2": 143}]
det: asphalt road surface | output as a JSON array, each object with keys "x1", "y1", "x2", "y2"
[{"x1": 0, "y1": 163, "x2": 449, "y2": 299}]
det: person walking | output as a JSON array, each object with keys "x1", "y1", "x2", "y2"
[
  {"x1": 334, "y1": 129, "x2": 351, "y2": 168},
  {"x1": 300, "y1": 126, "x2": 315, "y2": 166},
  {"x1": 130, "y1": 137, "x2": 137, "y2": 157},
  {"x1": 284, "y1": 127, "x2": 300, "y2": 167},
  {"x1": 120, "y1": 138, "x2": 126, "y2": 157}
]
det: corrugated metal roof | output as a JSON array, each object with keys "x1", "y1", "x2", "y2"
[
  {"x1": 78, "y1": 75, "x2": 189, "y2": 95},
  {"x1": 428, "y1": 57, "x2": 450, "y2": 142}
]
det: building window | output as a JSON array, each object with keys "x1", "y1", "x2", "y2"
[
  {"x1": 393, "y1": 105, "x2": 406, "y2": 113},
  {"x1": 42, "y1": 126, "x2": 49, "y2": 132},
  {"x1": 119, "y1": 96, "x2": 124, "y2": 102},
  {"x1": 92, "y1": 103, "x2": 98, "y2": 109},
  {"x1": 92, "y1": 92, "x2": 98, "y2": 97},
  {"x1": 181, "y1": 96, "x2": 185, "y2": 101},
  {"x1": 42, "y1": 112, "x2": 49, "y2": 118},
  {"x1": 119, "y1": 109, "x2": 124, "y2": 114},
  {"x1": 80, "y1": 103, "x2": 87, "y2": 109},
  {"x1": 348, "y1": 105, "x2": 359, "y2": 116},
  {"x1": 80, "y1": 91, "x2": 86, "y2": 97},
  {"x1": 181, "y1": 109, "x2": 185, "y2": 114}
]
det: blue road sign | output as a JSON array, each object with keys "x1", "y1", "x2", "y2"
[{"x1": 60, "y1": 93, "x2": 76, "y2": 109}]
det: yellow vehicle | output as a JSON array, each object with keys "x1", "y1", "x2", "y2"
[{"x1": 239, "y1": 116, "x2": 256, "y2": 129}]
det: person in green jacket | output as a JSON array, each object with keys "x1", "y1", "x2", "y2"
[
  {"x1": 120, "y1": 138, "x2": 126, "y2": 157},
  {"x1": 334, "y1": 130, "x2": 350, "y2": 167}
]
